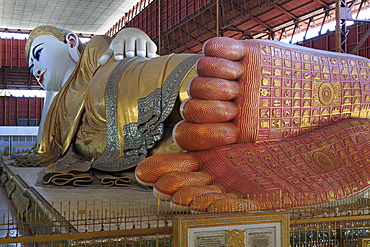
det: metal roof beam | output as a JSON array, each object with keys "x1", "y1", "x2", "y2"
[
  {"x1": 273, "y1": 3, "x2": 298, "y2": 20},
  {"x1": 249, "y1": 15, "x2": 272, "y2": 30},
  {"x1": 312, "y1": 0, "x2": 330, "y2": 8}
]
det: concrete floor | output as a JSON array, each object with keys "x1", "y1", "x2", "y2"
[
  {"x1": 0, "y1": 156, "x2": 161, "y2": 235},
  {"x1": 1, "y1": 156, "x2": 155, "y2": 204}
]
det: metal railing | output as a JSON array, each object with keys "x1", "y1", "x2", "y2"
[{"x1": 1, "y1": 192, "x2": 370, "y2": 246}]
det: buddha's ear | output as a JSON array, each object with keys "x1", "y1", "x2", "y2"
[{"x1": 66, "y1": 32, "x2": 80, "y2": 63}]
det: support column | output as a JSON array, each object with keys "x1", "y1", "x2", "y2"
[
  {"x1": 336, "y1": 0, "x2": 370, "y2": 53},
  {"x1": 335, "y1": 0, "x2": 347, "y2": 53}
]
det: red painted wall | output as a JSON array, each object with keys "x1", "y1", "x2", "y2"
[
  {"x1": 299, "y1": 22, "x2": 370, "y2": 58},
  {"x1": 121, "y1": 0, "x2": 213, "y2": 41},
  {"x1": 0, "y1": 96, "x2": 43, "y2": 126},
  {"x1": 0, "y1": 38, "x2": 28, "y2": 68}
]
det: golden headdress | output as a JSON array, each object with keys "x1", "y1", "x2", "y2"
[{"x1": 25, "y1": 25, "x2": 67, "y2": 61}]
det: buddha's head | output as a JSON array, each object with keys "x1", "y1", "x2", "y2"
[{"x1": 26, "y1": 25, "x2": 84, "y2": 91}]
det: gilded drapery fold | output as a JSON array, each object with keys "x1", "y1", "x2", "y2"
[
  {"x1": 37, "y1": 35, "x2": 199, "y2": 178},
  {"x1": 38, "y1": 36, "x2": 112, "y2": 162},
  {"x1": 81, "y1": 54, "x2": 200, "y2": 171}
]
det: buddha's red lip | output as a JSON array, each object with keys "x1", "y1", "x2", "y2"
[{"x1": 39, "y1": 71, "x2": 46, "y2": 84}]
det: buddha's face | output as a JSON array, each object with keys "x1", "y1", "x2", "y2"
[{"x1": 28, "y1": 35, "x2": 75, "y2": 91}]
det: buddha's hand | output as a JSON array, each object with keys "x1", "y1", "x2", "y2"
[{"x1": 100, "y1": 27, "x2": 157, "y2": 64}]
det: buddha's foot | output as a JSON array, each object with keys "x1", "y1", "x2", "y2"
[
  {"x1": 137, "y1": 37, "x2": 370, "y2": 212},
  {"x1": 173, "y1": 37, "x2": 370, "y2": 151},
  {"x1": 137, "y1": 118, "x2": 370, "y2": 213}
]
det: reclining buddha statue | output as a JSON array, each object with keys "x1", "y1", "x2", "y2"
[{"x1": 25, "y1": 25, "x2": 370, "y2": 212}]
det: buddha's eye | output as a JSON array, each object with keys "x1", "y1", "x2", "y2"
[
  {"x1": 31, "y1": 43, "x2": 44, "y2": 61},
  {"x1": 34, "y1": 48, "x2": 43, "y2": 61}
]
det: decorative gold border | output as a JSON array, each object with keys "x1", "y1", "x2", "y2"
[
  {"x1": 359, "y1": 238, "x2": 370, "y2": 247},
  {"x1": 25, "y1": 25, "x2": 66, "y2": 60},
  {"x1": 173, "y1": 211, "x2": 290, "y2": 247}
]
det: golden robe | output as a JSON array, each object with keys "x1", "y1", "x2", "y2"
[{"x1": 38, "y1": 35, "x2": 199, "y2": 185}]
